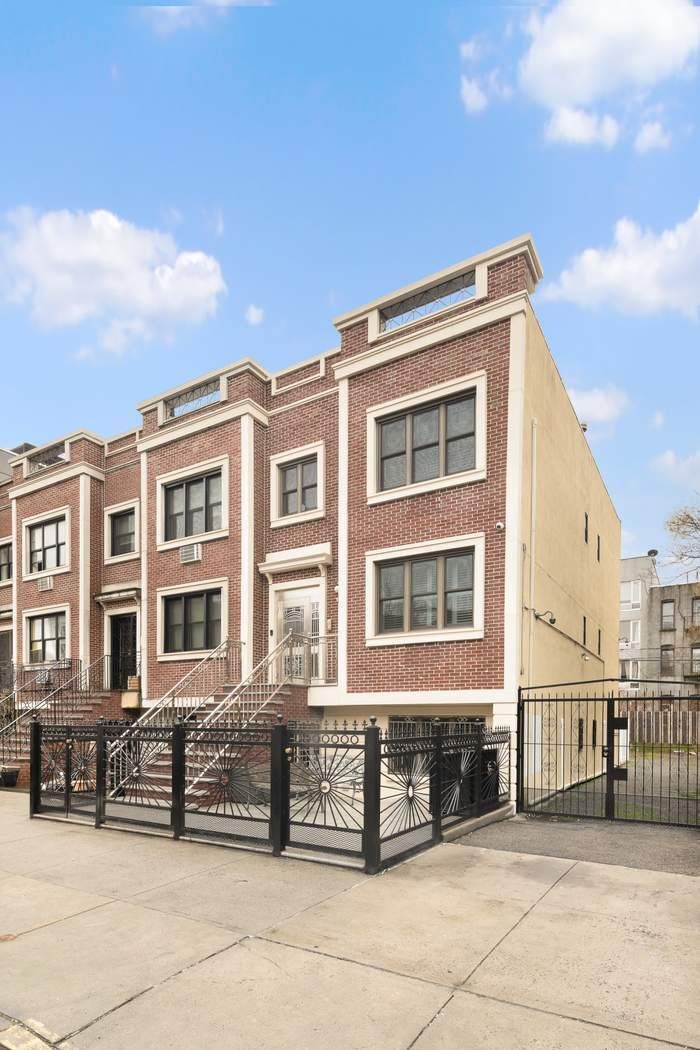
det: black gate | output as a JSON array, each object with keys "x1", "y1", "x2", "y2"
[
  {"x1": 517, "y1": 680, "x2": 699, "y2": 827},
  {"x1": 32, "y1": 724, "x2": 100, "y2": 820}
]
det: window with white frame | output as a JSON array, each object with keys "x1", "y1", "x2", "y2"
[
  {"x1": 365, "y1": 534, "x2": 485, "y2": 645},
  {"x1": 620, "y1": 580, "x2": 641, "y2": 608},
  {"x1": 110, "y1": 509, "x2": 136, "y2": 557},
  {"x1": 692, "y1": 597, "x2": 700, "y2": 628},
  {"x1": 691, "y1": 645, "x2": 700, "y2": 675},
  {"x1": 163, "y1": 589, "x2": 221, "y2": 653},
  {"x1": 366, "y1": 375, "x2": 486, "y2": 503},
  {"x1": 0, "y1": 542, "x2": 11, "y2": 583},
  {"x1": 620, "y1": 620, "x2": 640, "y2": 647},
  {"x1": 270, "y1": 442, "x2": 325, "y2": 527},
  {"x1": 28, "y1": 517, "x2": 67, "y2": 574},
  {"x1": 28, "y1": 611, "x2": 66, "y2": 663},
  {"x1": 164, "y1": 471, "x2": 222, "y2": 541},
  {"x1": 620, "y1": 658, "x2": 640, "y2": 680}
]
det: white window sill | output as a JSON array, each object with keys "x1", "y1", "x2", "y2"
[
  {"x1": 157, "y1": 650, "x2": 217, "y2": 663},
  {"x1": 367, "y1": 468, "x2": 486, "y2": 506},
  {"x1": 270, "y1": 509, "x2": 325, "y2": 529},
  {"x1": 104, "y1": 551, "x2": 140, "y2": 566},
  {"x1": 365, "y1": 628, "x2": 484, "y2": 647},
  {"x1": 0, "y1": 579, "x2": 12, "y2": 589},
  {"x1": 156, "y1": 529, "x2": 229, "y2": 553},
  {"x1": 22, "y1": 566, "x2": 71, "y2": 583}
]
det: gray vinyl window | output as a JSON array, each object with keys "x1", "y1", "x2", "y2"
[
  {"x1": 110, "y1": 509, "x2": 136, "y2": 557},
  {"x1": 28, "y1": 517, "x2": 67, "y2": 574},
  {"x1": 378, "y1": 392, "x2": 476, "y2": 492},
  {"x1": 0, "y1": 543, "x2": 11, "y2": 582},
  {"x1": 377, "y1": 549, "x2": 474, "y2": 634},
  {"x1": 163, "y1": 590, "x2": 221, "y2": 653},
  {"x1": 279, "y1": 456, "x2": 317, "y2": 517},
  {"x1": 164, "y1": 471, "x2": 222, "y2": 541},
  {"x1": 28, "y1": 612, "x2": 67, "y2": 663},
  {"x1": 661, "y1": 599, "x2": 675, "y2": 631}
]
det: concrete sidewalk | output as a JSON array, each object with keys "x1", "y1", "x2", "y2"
[{"x1": 0, "y1": 791, "x2": 698, "y2": 1049}]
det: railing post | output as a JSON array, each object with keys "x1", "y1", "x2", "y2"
[
  {"x1": 516, "y1": 688, "x2": 523, "y2": 813},
  {"x1": 270, "y1": 715, "x2": 289, "y2": 856},
  {"x1": 430, "y1": 719, "x2": 443, "y2": 843},
  {"x1": 29, "y1": 717, "x2": 42, "y2": 817},
  {"x1": 95, "y1": 722, "x2": 106, "y2": 828},
  {"x1": 171, "y1": 720, "x2": 186, "y2": 840},
  {"x1": 475, "y1": 722, "x2": 484, "y2": 817},
  {"x1": 363, "y1": 718, "x2": 381, "y2": 874},
  {"x1": 64, "y1": 726, "x2": 73, "y2": 819}
]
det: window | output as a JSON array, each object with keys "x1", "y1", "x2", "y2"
[
  {"x1": 0, "y1": 543, "x2": 11, "y2": 583},
  {"x1": 660, "y1": 645, "x2": 674, "y2": 676},
  {"x1": 692, "y1": 597, "x2": 700, "y2": 627},
  {"x1": 377, "y1": 549, "x2": 474, "y2": 635},
  {"x1": 110, "y1": 510, "x2": 135, "y2": 557},
  {"x1": 577, "y1": 718, "x2": 584, "y2": 752},
  {"x1": 28, "y1": 612, "x2": 66, "y2": 663},
  {"x1": 279, "y1": 457, "x2": 317, "y2": 517},
  {"x1": 582, "y1": 615, "x2": 587, "y2": 647},
  {"x1": 28, "y1": 517, "x2": 67, "y2": 574},
  {"x1": 620, "y1": 658, "x2": 640, "y2": 680},
  {"x1": 661, "y1": 599, "x2": 675, "y2": 630},
  {"x1": 163, "y1": 590, "x2": 221, "y2": 653},
  {"x1": 596, "y1": 535, "x2": 601, "y2": 562},
  {"x1": 692, "y1": 646, "x2": 700, "y2": 675},
  {"x1": 584, "y1": 512, "x2": 589, "y2": 544},
  {"x1": 620, "y1": 580, "x2": 641, "y2": 609},
  {"x1": 378, "y1": 393, "x2": 475, "y2": 492},
  {"x1": 597, "y1": 628, "x2": 602, "y2": 656},
  {"x1": 620, "y1": 620, "x2": 640, "y2": 647},
  {"x1": 164, "y1": 471, "x2": 222, "y2": 541}
]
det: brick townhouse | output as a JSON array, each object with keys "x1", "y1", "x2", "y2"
[{"x1": 0, "y1": 233, "x2": 620, "y2": 761}]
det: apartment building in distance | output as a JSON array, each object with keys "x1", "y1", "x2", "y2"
[
  {"x1": 0, "y1": 234, "x2": 620, "y2": 766},
  {"x1": 619, "y1": 552, "x2": 660, "y2": 685}
]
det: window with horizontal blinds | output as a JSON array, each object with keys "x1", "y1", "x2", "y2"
[
  {"x1": 377, "y1": 549, "x2": 474, "y2": 634},
  {"x1": 378, "y1": 392, "x2": 476, "y2": 492}
]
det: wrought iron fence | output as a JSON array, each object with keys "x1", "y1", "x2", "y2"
[{"x1": 30, "y1": 718, "x2": 512, "y2": 873}]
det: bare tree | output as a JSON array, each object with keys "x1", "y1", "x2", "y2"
[{"x1": 666, "y1": 505, "x2": 700, "y2": 565}]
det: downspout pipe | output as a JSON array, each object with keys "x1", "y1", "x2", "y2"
[{"x1": 527, "y1": 417, "x2": 538, "y2": 688}]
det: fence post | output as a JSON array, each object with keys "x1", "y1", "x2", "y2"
[
  {"x1": 270, "y1": 716, "x2": 289, "y2": 856},
  {"x1": 171, "y1": 719, "x2": 186, "y2": 840},
  {"x1": 604, "y1": 696, "x2": 615, "y2": 820},
  {"x1": 475, "y1": 722, "x2": 484, "y2": 817},
  {"x1": 94, "y1": 721, "x2": 106, "y2": 829},
  {"x1": 516, "y1": 688, "x2": 523, "y2": 813},
  {"x1": 29, "y1": 717, "x2": 42, "y2": 817},
  {"x1": 64, "y1": 725, "x2": 72, "y2": 819},
  {"x1": 363, "y1": 718, "x2": 381, "y2": 874},
  {"x1": 430, "y1": 719, "x2": 443, "y2": 843}
]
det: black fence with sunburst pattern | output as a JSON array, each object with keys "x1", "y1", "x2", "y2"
[{"x1": 29, "y1": 718, "x2": 511, "y2": 873}]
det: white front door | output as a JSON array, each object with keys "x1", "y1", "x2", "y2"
[{"x1": 275, "y1": 587, "x2": 322, "y2": 681}]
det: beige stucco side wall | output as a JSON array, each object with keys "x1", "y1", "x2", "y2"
[{"x1": 519, "y1": 305, "x2": 620, "y2": 689}]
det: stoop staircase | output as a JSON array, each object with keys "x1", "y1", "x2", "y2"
[
  {"x1": 0, "y1": 657, "x2": 121, "y2": 786},
  {"x1": 106, "y1": 633, "x2": 301, "y2": 804}
]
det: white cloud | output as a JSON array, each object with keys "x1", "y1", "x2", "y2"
[
  {"x1": 543, "y1": 202, "x2": 700, "y2": 318},
  {"x1": 651, "y1": 410, "x2": 665, "y2": 430},
  {"x1": 651, "y1": 449, "x2": 700, "y2": 489},
  {"x1": 139, "y1": 0, "x2": 271, "y2": 36},
  {"x1": 0, "y1": 207, "x2": 226, "y2": 356},
  {"x1": 515, "y1": 0, "x2": 700, "y2": 148},
  {"x1": 244, "y1": 303, "x2": 264, "y2": 326},
  {"x1": 634, "y1": 120, "x2": 672, "y2": 153},
  {"x1": 567, "y1": 384, "x2": 630, "y2": 424},
  {"x1": 544, "y1": 106, "x2": 619, "y2": 147},
  {"x1": 621, "y1": 528, "x2": 637, "y2": 556},
  {"x1": 520, "y1": 0, "x2": 700, "y2": 110},
  {"x1": 460, "y1": 76, "x2": 488, "y2": 114},
  {"x1": 459, "y1": 37, "x2": 481, "y2": 62}
]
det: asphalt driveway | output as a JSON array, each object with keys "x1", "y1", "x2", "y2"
[{"x1": 0, "y1": 791, "x2": 698, "y2": 1049}]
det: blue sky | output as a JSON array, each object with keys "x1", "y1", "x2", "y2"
[{"x1": 0, "y1": 0, "x2": 698, "y2": 574}]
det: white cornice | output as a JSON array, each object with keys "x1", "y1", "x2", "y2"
[
  {"x1": 9, "y1": 463, "x2": 105, "y2": 499},
  {"x1": 333, "y1": 292, "x2": 529, "y2": 380},
  {"x1": 136, "y1": 399, "x2": 268, "y2": 452},
  {"x1": 259, "y1": 542, "x2": 332, "y2": 578},
  {"x1": 137, "y1": 358, "x2": 270, "y2": 412},
  {"x1": 332, "y1": 234, "x2": 543, "y2": 331}
]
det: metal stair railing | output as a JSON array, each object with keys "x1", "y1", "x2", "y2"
[
  {"x1": 0, "y1": 655, "x2": 107, "y2": 769},
  {"x1": 106, "y1": 638, "x2": 241, "y2": 797},
  {"x1": 185, "y1": 632, "x2": 297, "y2": 795}
]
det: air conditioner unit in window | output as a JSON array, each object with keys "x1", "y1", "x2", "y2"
[
  {"x1": 180, "y1": 543, "x2": 202, "y2": 564},
  {"x1": 37, "y1": 576, "x2": 54, "y2": 592}
]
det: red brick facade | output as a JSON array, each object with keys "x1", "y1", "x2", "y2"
[{"x1": 0, "y1": 238, "x2": 544, "y2": 724}]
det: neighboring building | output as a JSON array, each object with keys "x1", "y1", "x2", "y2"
[
  {"x1": 619, "y1": 553, "x2": 659, "y2": 686},
  {"x1": 0, "y1": 234, "x2": 620, "y2": 755},
  {"x1": 646, "y1": 581, "x2": 700, "y2": 683}
]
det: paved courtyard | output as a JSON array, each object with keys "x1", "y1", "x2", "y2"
[{"x1": 0, "y1": 791, "x2": 698, "y2": 1049}]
